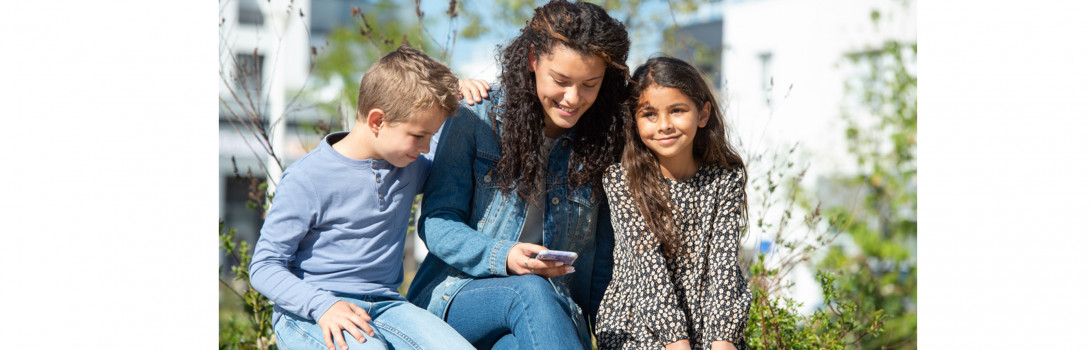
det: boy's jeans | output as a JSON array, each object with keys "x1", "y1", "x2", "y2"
[
  {"x1": 274, "y1": 295, "x2": 473, "y2": 350},
  {"x1": 444, "y1": 275, "x2": 587, "y2": 350}
]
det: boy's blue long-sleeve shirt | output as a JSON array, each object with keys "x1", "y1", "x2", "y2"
[{"x1": 249, "y1": 131, "x2": 434, "y2": 326}]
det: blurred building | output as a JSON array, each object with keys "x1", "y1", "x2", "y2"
[
  {"x1": 219, "y1": 0, "x2": 312, "y2": 257},
  {"x1": 669, "y1": 1, "x2": 726, "y2": 90}
]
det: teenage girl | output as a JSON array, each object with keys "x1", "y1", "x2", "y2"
[
  {"x1": 406, "y1": 1, "x2": 630, "y2": 349},
  {"x1": 595, "y1": 56, "x2": 752, "y2": 350}
]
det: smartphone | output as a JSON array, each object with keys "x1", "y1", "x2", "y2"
[{"x1": 534, "y1": 250, "x2": 578, "y2": 266}]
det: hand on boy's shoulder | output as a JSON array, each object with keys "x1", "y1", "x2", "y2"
[{"x1": 458, "y1": 78, "x2": 491, "y2": 106}]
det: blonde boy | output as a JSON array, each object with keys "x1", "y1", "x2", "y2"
[{"x1": 250, "y1": 45, "x2": 472, "y2": 350}]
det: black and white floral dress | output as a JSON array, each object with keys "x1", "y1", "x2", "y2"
[{"x1": 596, "y1": 163, "x2": 751, "y2": 350}]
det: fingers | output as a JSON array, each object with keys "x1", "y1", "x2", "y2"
[
  {"x1": 343, "y1": 323, "x2": 367, "y2": 347},
  {"x1": 458, "y1": 79, "x2": 490, "y2": 105},
  {"x1": 530, "y1": 260, "x2": 575, "y2": 278},
  {"x1": 325, "y1": 320, "x2": 359, "y2": 350},
  {"x1": 359, "y1": 322, "x2": 376, "y2": 340},
  {"x1": 508, "y1": 243, "x2": 575, "y2": 276},
  {"x1": 345, "y1": 303, "x2": 374, "y2": 342},
  {"x1": 459, "y1": 86, "x2": 476, "y2": 105},
  {"x1": 519, "y1": 243, "x2": 547, "y2": 256},
  {"x1": 319, "y1": 301, "x2": 377, "y2": 349},
  {"x1": 324, "y1": 324, "x2": 351, "y2": 350},
  {"x1": 333, "y1": 328, "x2": 349, "y2": 350},
  {"x1": 531, "y1": 259, "x2": 565, "y2": 269},
  {"x1": 348, "y1": 303, "x2": 374, "y2": 326},
  {"x1": 466, "y1": 79, "x2": 489, "y2": 99},
  {"x1": 507, "y1": 244, "x2": 538, "y2": 275},
  {"x1": 326, "y1": 318, "x2": 374, "y2": 350},
  {"x1": 324, "y1": 327, "x2": 336, "y2": 350}
]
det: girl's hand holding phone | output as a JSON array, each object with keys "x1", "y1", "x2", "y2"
[{"x1": 506, "y1": 243, "x2": 575, "y2": 278}]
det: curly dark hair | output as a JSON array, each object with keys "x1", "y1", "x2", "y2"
[
  {"x1": 622, "y1": 56, "x2": 748, "y2": 256},
  {"x1": 492, "y1": 0, "x2": 631, "y2": 202}
]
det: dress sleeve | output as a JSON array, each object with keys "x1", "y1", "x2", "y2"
[
  {"x1": 704, "y1": 167, "x2": 752, "y2": 343},
  {"x1": 248, "y1": 170, "x2": 340, "y2": 322},
  {"x1": 608, "y1": 168, "x2": 689, "y2": 345},
  {"x1": 416, "y1": 101, "x2": 519, "y2": 277}
]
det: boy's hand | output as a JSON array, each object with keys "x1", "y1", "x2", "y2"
[
  {"x1": 506, "y1": 243, "x2": 574, "y2": 278},
  {"x1": 317, "y1": 300, "x2": 375, "y2": 350},
  {"x1": 458, "y1": 78, "x2": 490, "y2": 105}
]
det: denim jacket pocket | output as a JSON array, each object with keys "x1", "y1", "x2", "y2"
[
  {"x1": 563, "y1": 185, "x2": 599, "y2": 245},
  {"x1": 566, "y1": 184, "x2": 597, "y2": 208},
  {"x1": 472, "y1": 151, "x2": 502, "y2": 225}
]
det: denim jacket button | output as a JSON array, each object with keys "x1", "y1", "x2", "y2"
[
  {"x1": 551, "y1": 197, "x2": 560, "y2": 205},
  {"x1": 562, "y1": 139, "x2": 569, "y2": 147},
  {"x1": 483, "y1": 175, "x2": 492, "y2": 183}
]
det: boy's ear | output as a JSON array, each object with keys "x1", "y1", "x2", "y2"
[
  {"x1": 698, "y1": 101, "x2": 711, "y2": 128},
  {"x1": 365, "y1": 108, "x2": 386, "y2": 134}
]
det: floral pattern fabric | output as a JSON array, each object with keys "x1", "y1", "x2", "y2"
[{"x1": 596, "y1": 164, "x2": 751, "y2": 350}]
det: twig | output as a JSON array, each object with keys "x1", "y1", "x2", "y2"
[
  {"x1": 665, "y1": 0, "x2": 693, "y2": 63},
  {"x1": 219, "y1": 278, "x2": 246, "y2": 301}
]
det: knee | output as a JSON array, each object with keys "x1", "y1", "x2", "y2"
[{"x1": 506, "y1": 275, "x2": 564, "y2": 305}]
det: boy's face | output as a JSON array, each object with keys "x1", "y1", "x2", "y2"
[{"x1": 373, "y1": 104, "x2": 447, "y2": 167}]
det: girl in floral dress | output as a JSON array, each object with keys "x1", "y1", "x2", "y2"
[{"x1": 596, "y1": 56, "x2": 751, "y2": 350}]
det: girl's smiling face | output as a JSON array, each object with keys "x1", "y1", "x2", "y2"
[
  {"x1": 531, "y1": 45, "x2": 606, "y2": 138},
  {"x1": 636, "y1": 84, "x2": 710, "y2": 175}
]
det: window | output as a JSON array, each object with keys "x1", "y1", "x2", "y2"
[
  {"x1": 234, "y1": 52, "x2": 264, "y2": 93},
  {"x1": 758, "y1": 52, "x2": 774, "y2": 106},
  {"x1": 238, "y1": 0, "x2": 264, "y2": 26}
]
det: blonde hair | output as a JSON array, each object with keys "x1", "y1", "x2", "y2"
[{"x1": 356, "y1": 45, "x2": 460, "y2": 124}]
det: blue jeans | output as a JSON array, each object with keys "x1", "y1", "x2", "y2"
[
  {"x1": 444, "y1": 275, "x2": 586, "y2": 350},
  {"x1": 274, "y1": 295, "x2": 473, "y2": 350}
]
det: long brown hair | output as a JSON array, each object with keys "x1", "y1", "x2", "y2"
[
  {"x1": 493, "y1": 0, "x2": 630, "y2": 202},
  {"x1": 621, "y1": 56, "x2": 747, "y2": 256}
]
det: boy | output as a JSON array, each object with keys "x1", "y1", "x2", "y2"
[{"x1": 249, "y1": 46, "x2": 472, "y2": 350}]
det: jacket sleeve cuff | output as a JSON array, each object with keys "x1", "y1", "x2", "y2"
[{"x1": 490, "y1": 239, "x2": 519, "y2": 276}]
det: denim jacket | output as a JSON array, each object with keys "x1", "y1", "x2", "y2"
[{"x1": 406, "y1": 87, "x2": 615, "y2": 346}]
